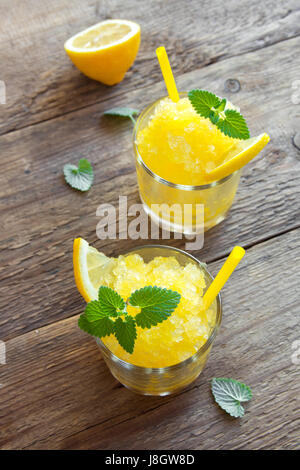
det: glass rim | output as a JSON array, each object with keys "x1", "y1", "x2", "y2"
[
  {"x1": 133, "y1": 92, "x2": 239, "y2": 191},
  {"x1": 96, "y1": 244, "x2": 222, "y2": 373}
]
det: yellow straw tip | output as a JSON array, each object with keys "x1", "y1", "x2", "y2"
[
  {"x1": 232, "y1": 246, "x2": 246, "y2": 261},
  {"x1": 156, "y1": 46, "x2": 165, "y2": 56}
]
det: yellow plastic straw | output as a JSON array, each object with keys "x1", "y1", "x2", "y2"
[
  {"x1": 203, "y1": 246, "x2": 245, "y2": 310},
  {"x1": 156, "y1": 46, "x2": 180, "y2": 103}
]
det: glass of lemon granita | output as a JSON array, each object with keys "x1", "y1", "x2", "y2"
[
  {"x1": 133, "y1": 93, "x2": 242, "y2": 234},
  {"x1": 96, "y1": 245, "x2": 222, "y2": 396}
]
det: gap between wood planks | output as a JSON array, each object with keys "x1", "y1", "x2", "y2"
[
  {"x1": 209, "y1": 223, "x2": 300, "y2": 264},
  {"x1": 1, "y1": 31, "x2": 300, "y2": 139}
]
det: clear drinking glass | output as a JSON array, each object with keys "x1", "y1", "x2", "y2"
[
  {"x1": 96, "y1": 245, "x2": 222, "y2": 396},
  {"x1": 133, "y1": 93, "x2": 242, "y2": 234}
]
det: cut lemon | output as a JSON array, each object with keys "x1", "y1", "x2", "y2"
[
  {"x1": 64, "y1": 19, "x2": 140, "y2": 85},
  {"x1": 205, "y1": 133, "x2": 270, "y2": 182},
  {"x1": 73, "y1": 238, "x2": 116, "y2": 302}
]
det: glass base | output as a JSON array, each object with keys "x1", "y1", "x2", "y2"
[
  {"x1": 141, "y1": 198, "x2": 227, "y2": 235},
  {"x1": 116, "y1": 373, "x2": 202, "y2": 396}
]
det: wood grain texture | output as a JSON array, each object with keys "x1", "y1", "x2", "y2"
[
  {"x1": 0, "y1": 0, "x2": 299, "y2": 134},
  {"x1": 0, "y1": 0, "x2": 300, "y2": 450},
  {"x1": 0, "y1": 229, "x2": 299, "y2": 450},
  {"x1": 0, "y1": 37, "x2": 299, "y2": 340}
]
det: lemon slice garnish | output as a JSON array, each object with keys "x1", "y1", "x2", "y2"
[
  {"x1": 73, "y1": 238, "x2": 116, "y2": 301},
  {"x1": 205, "y1": 133, "x2": 270, "y2": 182}
]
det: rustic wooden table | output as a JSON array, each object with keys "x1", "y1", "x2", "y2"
[{"x1": 0, "y1": 0, "x2": 300, "y2": 450}]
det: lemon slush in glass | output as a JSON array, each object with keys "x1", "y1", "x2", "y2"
[
  {"x1": 74, "y1": 240, "x2": 221, "y2": 395},
  {"x1": 133, "y1": 48, "x2": 269, "y2": 234},
  {"x1": 134, "y1": 93, "x2": 243, "y2": 233},
  {"x1": 98, "y1": 246, "x2": 220, "y2": 395}
]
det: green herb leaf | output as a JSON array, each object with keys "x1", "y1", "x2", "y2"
[
  {"x1": 216, "y1": 98, "x2": 227, "y2": 112},
  {"x1": 78, "y1": 314, "x2": 115, "y2": 338},
  {"x1": 209, "y1": 110, "x2": 220, "y2": 125},
  {"x1": 84, "y1": 300, "x2": 110, "y2": 322},
  {"x1": 216, "y1": 109, "x2": 250, "y2": 140},
  {"x1": 78, "y1": 285, "x2": 181, "y2": 354},
  {"x1": 114, "y1": 316, "x2": 137, "y2": 354},
  {"x1": 188, "y1": 90, "x2": 221, "y2": 118},
  {"x1": 84, "y1": 287, "x2": 125, "y2": 323},
  {"x1": 130, "y1": 286, "x2": 181, "y2": 328},
  {"x1": 63, "y1": 158, "x2": 93, "y2": 192},
  {"x1": 211, "y1": 377, "x2": 252, "y2": 418},
  {"x1": 103, "y1": 107, "x2": 139, "y2": 124},
  {"x1": 188, "y1": 89, "x2": 250, "y2": 140},
  {"x1": 98, "y1": 286, "x2": 126, "y2": 317}
]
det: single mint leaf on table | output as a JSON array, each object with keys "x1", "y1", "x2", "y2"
[
  {"x1": 103, "y1": 107, "x2": 139, "y2": 124},
  {"x1": 78, "y1": 314, "x2": 115, "y2": 338},
  {"x1": 188, "y1": 89, "x2": 250, "y2": 140},
  {"x1": 129, "y1": 286, "x2": 181, "y2": 328},
  {"x1": 211, "y1": 377, "x2": 252, "y2": 418},
  {"x1": 114, "y1": 316, "x2": 137, "y2": 354},
  {"x1": 63, "y1": 158, "x2": 93, "y2": 192}
]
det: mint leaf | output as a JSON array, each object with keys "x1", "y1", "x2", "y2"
[
  {"x1": 63, "y1": 158, "x2": 93, "y2": 192},
  {"x1": 103, "y1": 107, "x2": 139, "y2": 124},
  {"x1": 84, "y1": 300, "x2": 110, "y2": 322},
  {"x1": 216, "y1": 98, "x2": 227, "y2": 112},
  {"x1": 188, "y1": 89, "x2": 250, "y2": 140},
  {"x1": 78, "y1": 314, "x2": 114, "y2": 338},
  {"x1": 216, "y1": 109, "x2": 250, "y2": 140},
  {"x1": 188, "y1": 90, "x2": 221, "y2": 118},
  {"x1": 129, "y1": 286, "x2": 180, "y2": 309},
  {"x1": 209, "y1": 110, "x2": 220, "y2": 125},
  {"x1": 98, "y1": 286, "x2": 125, "y2": 317},
  {"x1": 114, "y1": 316, "x2": 137, "y2": 354},
  {"x1": 211, "y1": 377, "x2": 252, "y2": 418},
  {"x1": 78, "y1": 285, "x2": 181, "y2": 354},
  {"x1": 85, "y1": 287, "x2": 125, "y2": 322},
  {"x1": 130, "y1": 286, "x2": 181, "y2": 328}
]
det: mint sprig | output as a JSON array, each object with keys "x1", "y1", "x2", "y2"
[
  {"x1": 63, "y1": 158, "x2": 93, "y2": 192},
  {"x1": 103, "y1": 107, "x2": 139, "y2": 124},
  {"x1": 78, "y1": 285, "x2": 181, "y2": 354},
  {"x1": 188, "y1": 89, "x2": 250, "y2": 140},
  {"x1": 211, "y1": 377, "x2": 252, "y2": 418}
]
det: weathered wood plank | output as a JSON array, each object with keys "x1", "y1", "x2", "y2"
[
  {"x1": 0, "y1": 0, "x2": 299, "y2": 134},
  {"x1": 0, "y1": 37, "x2": 299, "y2": 339},
  {"x1": 0, "y1": 229, "x2": 299, "y2": 449}
]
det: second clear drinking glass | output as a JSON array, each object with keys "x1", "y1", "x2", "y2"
[
  {"x1": 96, "y1": 245, "x2": 222, "y2": 396},
  {"x1": 133, "y1": 93, "x2": 242, "y2": 234}
]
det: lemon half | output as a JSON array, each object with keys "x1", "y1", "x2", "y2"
[{"x1": 64, "y1": 19, "x2": 141, "y2": 85}]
